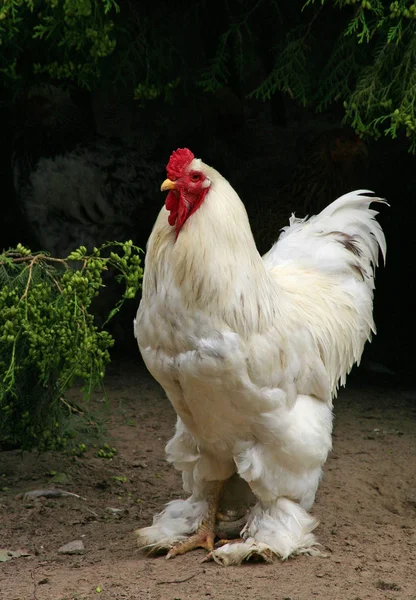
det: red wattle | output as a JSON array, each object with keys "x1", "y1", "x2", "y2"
[
  {"x1": 165, "y1": 188, "x2": 209, "y2": 238},
  {"x1": 166, "y1": 191, "x2": 179, "y2": 226}
]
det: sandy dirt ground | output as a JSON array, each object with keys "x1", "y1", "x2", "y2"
[{"x1": 1, "y1": 360, "x2": 415, "y2": 600}]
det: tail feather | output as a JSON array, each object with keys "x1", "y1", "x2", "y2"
[
  {"x1": 265, "y1": 190, "x2": 387, "y2": 275},
  {"x1": 317, "y1": 189, "x2": 387, "y2": 265},
  {"x1": 263, "y1": 190, "x2": 387, "y2": 397}
]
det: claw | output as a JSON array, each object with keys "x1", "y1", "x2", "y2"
[{"x1": 166, "y1": 527, "x2": 215, "y2": 559}]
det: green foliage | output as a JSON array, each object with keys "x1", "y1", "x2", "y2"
[
  {"x1": 0, "y1": 240, "x2": 143, "y2": 451},
  {"x1": 249, "y1": 28, "x2": 312, "y2": 106},
  {"x1": 71, "y1": 441, "x2": 87, "y2": 455},
  {"x1": 96, "y1": 443, "x2": 117, "y2": 458},
  {"x1": 1, "y1": 0, "x2": 416, "y2": 149},
  {"x1": 195, "y1": 0, "x2": 416, "y2": 150},
  {"x1": 198, "y1": 30, "x2": 232, "y2": 94},
  {"x1": 0, "y1": 0, "x2": 183, "y2": 101},
  {"x1": 313, "y1": 34, "x2": 361, "y2": 111},
  {"x1": 300, "y1": 0, "x2": 416, "y2": 149},
  {"x1": 0, "y1": 0, "x2": 120, "y2": 92}
]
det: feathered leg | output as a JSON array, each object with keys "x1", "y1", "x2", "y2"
[
  {"x1": 166, "y1": 480, "x2": 224, "y2": 558},
  {"x1": 209, "y1": 394, "x2": 333, "y2": 566},
  {"x1": 136, "y1": 417, "x2": 235, "y2": 556},
  {"x1": 135, "y1": 493, "x2": 210, "y2": 554},
  {"x1": 208, "y1": 497, "x2": 321, "y2": 566}
]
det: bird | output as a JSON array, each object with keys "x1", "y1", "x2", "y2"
[
  {"x1": 247, "y1": 127, "x2": 370, "y2": 255},
  {"x1": 11, "y1": 86, "x2": 164, "y2": 258},
  {"x1": 10, "y1": 87, "x2": 164, "y2": 350},
  {"x1": 134, "y1": 147, "x2": 386, "y2": 566}
]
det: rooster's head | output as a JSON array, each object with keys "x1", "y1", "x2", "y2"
[{"x1": 161, "y1": 148, "x2": 212, "y2": 238}]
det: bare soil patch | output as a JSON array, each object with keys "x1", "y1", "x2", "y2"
[{"x1": 1, "y1": 361, "x2": 415, "y2": 600}]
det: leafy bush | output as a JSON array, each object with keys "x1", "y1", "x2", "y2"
[
  {"x1": 0, "y1": 0, "x2": 181, "y2": 102},
  {"x1": 302, "y1": 0, "x2": 416, "y2": 151},
  {"x1": 0, "y1": 240, "x2": 142, "y2": 451},
  {"x1": 0, "y1": 0, "x2": 120, "y2": 92},
  {"x1": 2, "y1": 1, "x2": 416, "y2": 150}
]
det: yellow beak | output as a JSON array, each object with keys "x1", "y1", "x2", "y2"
[{"x1": 161, "y1": 179, "x2": 176, "y2": 192}]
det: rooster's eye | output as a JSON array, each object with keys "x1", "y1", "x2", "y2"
[{"x1": 191, "y1": 173, "x2": 201, "y2": 182}]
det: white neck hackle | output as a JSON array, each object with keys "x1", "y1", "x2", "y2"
[{"x1": 144, "y1": 160, "x2": 278, "y2": 335}]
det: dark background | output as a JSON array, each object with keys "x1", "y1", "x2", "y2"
[{"x1": 0, "y1": 1, "x2": 414, "y2": 381}]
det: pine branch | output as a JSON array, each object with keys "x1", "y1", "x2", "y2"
[{"x1": 249, "y1": 28, "x2": 313, "y2": 104}]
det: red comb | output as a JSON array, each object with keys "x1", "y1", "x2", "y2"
[{"x1": 167, "y1": 148, "x2": 194, "y2": 179}]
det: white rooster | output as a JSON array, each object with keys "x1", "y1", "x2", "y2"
[{"x1": 134, "y1": 148, "x2": 386, "y2": 565}]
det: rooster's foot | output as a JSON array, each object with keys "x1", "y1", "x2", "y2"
[
  {"x1": 205, "y1": 539, "x2": 276, "y2": 566},
  {"x1": 166, "y1": 523, "x2": 215, "y2": 559}
]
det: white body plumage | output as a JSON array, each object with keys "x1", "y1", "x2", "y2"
[{"x1": 134, "y1": 157, "x2": 386, "y2": 565}]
